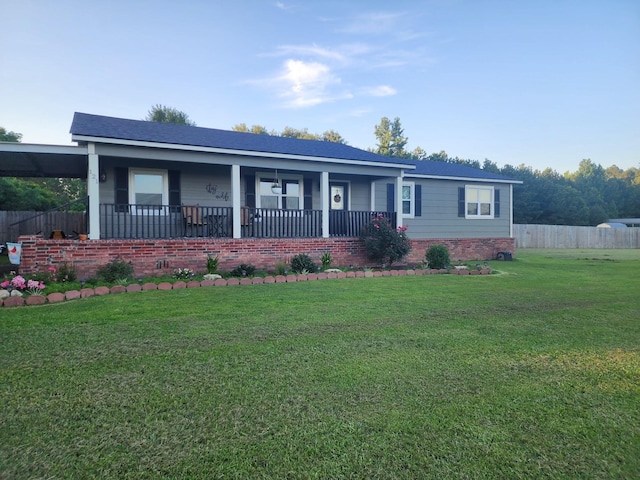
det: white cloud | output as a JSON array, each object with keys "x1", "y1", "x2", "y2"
[
  {"x1": 278, "y1": 59, "x2": 351, "y2": 108},
  {"x1": 271, "y1": 44, "x2": 348, "y2": 63},
  {"x1": 250, "y1": 9, "x2": 433, "y2": 108},
  {"x1": 365, "y1": 85, "x2": 397, "y2": 97}
]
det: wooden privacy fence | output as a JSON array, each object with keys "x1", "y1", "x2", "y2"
[
  {"x1": 1, "y1": 211, "x2": 87, "y2": 243},
  {"x1": 514, "y1": 224, "x2": 640, "y2": 249}
]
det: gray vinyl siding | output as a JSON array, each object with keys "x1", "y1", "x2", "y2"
[
  {"x1": 180, "y1": 165, "x2": 232, "y2": 206},
  {"x1": 375, "y1": 178, "x2": 511, "y2": 239},
  {"x1": 348, "y1": 180, "x2": 371, "y2": 211},
  {"x1": 98, "y1": 162, "x2": 233, "y2": 207}
]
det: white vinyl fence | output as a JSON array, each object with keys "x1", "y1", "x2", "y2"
[{"x1": 514, "y1": 224, "x2": 640, "y2": 249}]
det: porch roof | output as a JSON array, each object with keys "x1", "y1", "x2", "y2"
[
  {"x1": 0, "y1": 143, "x2": 88, "y2": 178},
  {"x1": 70, "y1": 112, "x2": 416, "y2": 170}
]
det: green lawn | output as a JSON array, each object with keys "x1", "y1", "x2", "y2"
[{"x1": 1, "y1": 250, "x2": 639, "y2": 479}]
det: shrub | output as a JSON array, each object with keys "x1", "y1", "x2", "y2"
[
  {"x1": 275, "y1": 262, "x2": 287, "y2": 276},
  {"x1": 206, "y1": 255, "x2": 219, "y2": 274},
  {"x1": 230, "y1": 263, "x2": 256, "y2": 277},
  {"x1": 96, "y1": 257, "x2": 134, "y2": 283},
  {"x1": 425, "y1": 244, "x2": 450, "y2": 270},
  {"x1": 320, "y1": 252, "x2": 333, "y2": 270},
  {"x1": 290, "y1": 254, "x2": 317, "y2": 274},
  {"x1": 359, "y1": 214, "x2": 412, "y2": 266}
]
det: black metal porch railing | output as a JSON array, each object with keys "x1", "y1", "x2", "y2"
[
  {"x1": 99, "y1": 204, "x2": 395, "y2": 239},
  {"x1": 242, "y1": 208, "x2": 322, "y2": 238},
  {"x1": 241, "y1": 208, "x2": 394, "y2": 238},
  {"x1": 328, "y1": 210, "x2": 395, "y2": 237},
  {"x1": 100, "y1": 204, "x2": 233, "y2": 239}
]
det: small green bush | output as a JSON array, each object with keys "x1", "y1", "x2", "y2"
[
  {"x1": 206, "y1": 255, "x2": 219, "y2": 274},
  {"x1": 320, "y1": 252, "x2": 333, "y2": 270},
  {"x1": 275, "y1": 262, "x2": 287, "y2": 276},
  {"x1": 230, "y1": 263, "x2": 256, "y2": 277},
  {"x1": 425, "y1": 244, "x2": 450, "y2": 270},
  {"x1": 290, "y1": 254, "x2": 317, "y2": 274},
  {"x1": 96, "y1": 257, "x2": 134, "y2": 283}
]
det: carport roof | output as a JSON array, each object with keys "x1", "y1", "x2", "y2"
[{"x1": 0, "y1": 143, "x2": 88, "y2": 178}]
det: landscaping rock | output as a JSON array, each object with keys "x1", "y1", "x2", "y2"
[
  {"x1": 2, "y1": 296, "x2": 24, "y2": 307},
  {"x1": 26, "y1": 295, "x2": 46, "y2": 306},
  {"x1": 66, "y1": 290, "x2": 81, "y2": 299},
  {"x1": 79, "y1": 288, "x2": 94, "y2": 297},
  {"x1": 47, "y1": 292, "x2": 65, "y2": 303}
]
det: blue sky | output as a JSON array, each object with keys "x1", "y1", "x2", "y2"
[{"x1": 1, "y1": 0, "x2": 638, "y2": 173}]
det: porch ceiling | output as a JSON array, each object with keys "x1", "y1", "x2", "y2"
[{"x1": 0, "y1": 144, "x2": 88, "y2": 178}]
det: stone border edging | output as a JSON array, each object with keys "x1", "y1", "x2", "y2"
[{"x1": 1, "y1": 268, "x2": 492, "y2": 308}]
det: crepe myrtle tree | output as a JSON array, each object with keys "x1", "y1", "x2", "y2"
[{"x1": 360, "y1": 214, "x2": 411, "y2": 267}]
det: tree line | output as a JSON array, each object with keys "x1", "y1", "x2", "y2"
[{"x1": 1, "y1": 107, "x2": 638, "y2": 225}]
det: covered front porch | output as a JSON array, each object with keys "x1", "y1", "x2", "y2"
[{"x1": 99, "y1": 204, "x2": 394, "y2": 239}]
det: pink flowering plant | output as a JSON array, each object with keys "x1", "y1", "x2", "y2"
[
  {"x1": 1, "y1": 275, "x2": 46, "y2": 295},
  {"x1": 359, "y1": 214, "x2": 412, "y2": 266}
]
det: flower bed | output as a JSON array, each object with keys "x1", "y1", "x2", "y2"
[{"x1": 0, "y1": 267, "x2": 493, "y2": 308}]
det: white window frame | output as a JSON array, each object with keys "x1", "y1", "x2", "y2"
[
  {"x1": 402, "y1": 181, "x2": 415, "y2": 218},
  {"x1": 465, "y1": 185, "x2": 494, "y2": 219},
  {"x1": 256, "y1": 173, "x2": 304, "y2": 210},
  {"x1": 129, "y1": 168, "x2": 169, "y2": 215}
]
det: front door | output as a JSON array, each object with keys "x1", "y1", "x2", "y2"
[{"x1": 329, "y1": 182, "x2": 349, "y2": 236}]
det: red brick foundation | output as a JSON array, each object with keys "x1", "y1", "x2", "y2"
[{"x1": 16, "y1": 235, "x2": 515, "y2": 279}]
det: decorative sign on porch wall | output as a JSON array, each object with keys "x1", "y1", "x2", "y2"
[{"x1": 205, "y1": 183, "x2": 229, "y2": 202}]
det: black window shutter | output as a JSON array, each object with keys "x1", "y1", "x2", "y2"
[
  {"x1": 303, "y1": 178, "x2": 313, "y2": 210},
  {"x1": 415, "y1": 184, "x2": 422, "y2": 217},
  {"x1": 458, "y1": 187, "x2": 465, "y2": 217},
  {"x1": 387, "y1": 183, "x2": 395, "y2": 212},
  {"x1": 494, "y1": 189, "x2": 500, "y2": 218},
  {"x1": 168, "y1": 170, "x2": 180, "y2": 213},
  {"x1": 246, "y1": 174, "x2": 255, "y2": 208},
  {"x1": 114, "y1": 167, "x2": 129, "y2": 213}
]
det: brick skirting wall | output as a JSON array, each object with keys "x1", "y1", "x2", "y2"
[{"x1": 16, "y1": 235, "x2": 516, "y2": 279}]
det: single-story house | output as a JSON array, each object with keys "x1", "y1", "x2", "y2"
[{"x1": 0, "y1": 113, "x2": 521, "y2": 277}]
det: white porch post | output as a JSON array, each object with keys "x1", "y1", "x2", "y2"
[
  {"x1": 321, "y1": 171, "x2": 329, "y2": 238},
  {"x1": 232, "y1": 164, "x2": 241, "y2": 239},
  {"x1": 395, "y1": 174, "x2": 403, "y2": 228},
  {"x1": 87, "y1": 143, "x2": 100, "y2": 239},
  {"x1": 509, "y1": 184, "x2": 514, "y2": 238}
]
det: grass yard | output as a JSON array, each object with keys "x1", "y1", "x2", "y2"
[{"x1": 1, "y1": 250, "x2": 639, "y2": 479}]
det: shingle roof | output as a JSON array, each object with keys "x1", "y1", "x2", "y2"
[
  {"x1": 70, "y1": 112, "x2": 413, "y2": 166},
  {"x1": 70, "y1": 112, "x2": 519, "y2": 183},
  {"x1": 406, "y1": 159, "x2": 518, "y2": 182}
]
